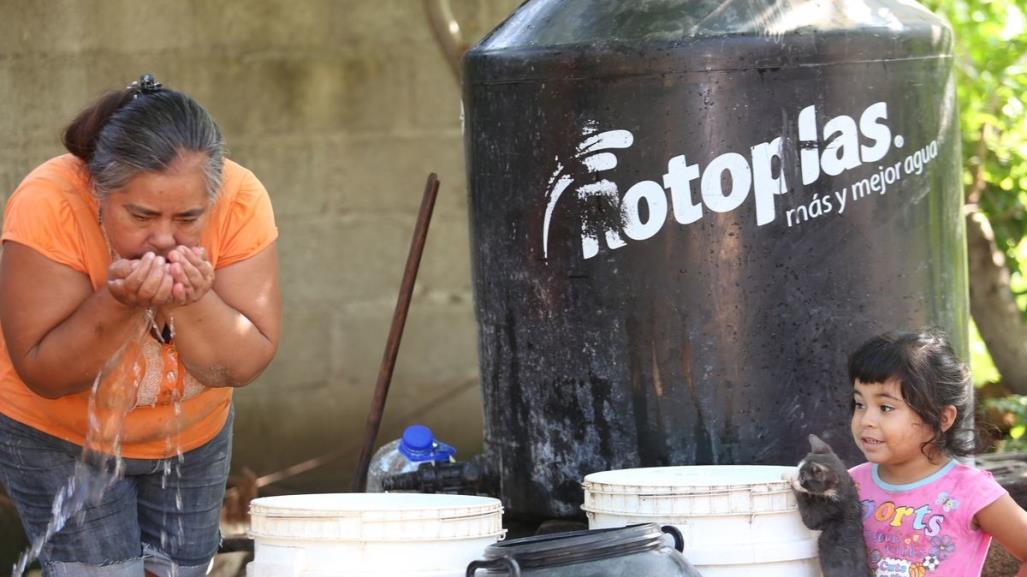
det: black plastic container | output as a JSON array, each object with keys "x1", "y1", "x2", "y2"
[
  {"x1": 466, "y1": 524, "x2": 699, "y2": 577},
  {"x1": 463, "y1": 0, "x2": 966, "y2": 519}
]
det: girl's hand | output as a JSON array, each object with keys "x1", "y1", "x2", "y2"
[
  {"x1": 107, "y1": 252, "x2": 175, "y2": 307},
  {"x1": 166, "y1": 246, "x2": 214, "y2": 306}
]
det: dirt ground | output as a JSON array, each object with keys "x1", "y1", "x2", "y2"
[
  {"x1": 25, "y1": 552, "x2": 252, "y2": 577},
  {"x1": 208, "y1": 552, "x2": 251, "y2": 577},
  {"x1": 19, "y1": 544, "x2": 1021, "y2": 576}
]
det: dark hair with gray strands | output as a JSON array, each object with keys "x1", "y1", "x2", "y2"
[
  {"x1": 62, "y1": 76, "x2": 224, "y2": 200},
  {"x1": 848, "y1": 328, "x2": 978, "y2": 458}
]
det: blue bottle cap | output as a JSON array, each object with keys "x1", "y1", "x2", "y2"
[
  {"x1": 399, "y1": 424, "x2": 456, "y2": 462},
  {"x1": 401, "y1": 425, "x2": 434, "y2": 454}
]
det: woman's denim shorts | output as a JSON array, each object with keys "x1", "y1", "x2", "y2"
[{"x1": 0, "y1": 409, "x2": 233, "y2": 577}]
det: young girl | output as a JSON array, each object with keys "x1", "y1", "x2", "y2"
[{"x1": 847, "y1": 330, "x2": 1027, "y2": 577}]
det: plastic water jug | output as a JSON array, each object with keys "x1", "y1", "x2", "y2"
[{"x1": 367, "y1": 424, "x2": 455, "y2": 492}]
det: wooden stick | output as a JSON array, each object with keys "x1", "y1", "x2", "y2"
[{"x1": 351, "y1": 173, "x2": 440, "y2": 492}]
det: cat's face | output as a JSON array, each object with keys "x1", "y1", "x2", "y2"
[{"x1": 796, "y1": 455, "x2": 842, "y2": 497}]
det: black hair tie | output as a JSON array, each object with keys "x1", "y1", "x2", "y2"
[{"x1": 128, "y1": 73, "x2": 163, "y2": 97}]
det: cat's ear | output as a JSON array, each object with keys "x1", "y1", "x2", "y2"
[{"x1": 808, "y1": 434, "x2": 834, "y2": 454}]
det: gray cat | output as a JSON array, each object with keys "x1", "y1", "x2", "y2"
[{"x1": 790, "y1": 434, "x2": 872, "y2": 577}]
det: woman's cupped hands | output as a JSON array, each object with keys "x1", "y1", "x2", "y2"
[{"x1": 107, "y1": 247, "x2": 214, "y2": 308}]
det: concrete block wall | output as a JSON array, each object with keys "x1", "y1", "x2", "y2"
[{"x1": 0, "y1": 0, "x2": 523, "y2": 494}]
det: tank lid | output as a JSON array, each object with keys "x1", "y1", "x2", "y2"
[
  {"x1": 480, "y1": 524, "x2": 677, "y2": 567},
  {"x1": 477, "y1": 0, "x2": 950, "y2": 51}
]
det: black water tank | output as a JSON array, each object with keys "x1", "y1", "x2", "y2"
[{"x1": 463, "y1": 0, "x2": 966, "y2": 519}]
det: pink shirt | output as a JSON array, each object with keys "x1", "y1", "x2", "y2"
[{"x1": 849, "y1": 460, "x2": 1007, "y2": 577}]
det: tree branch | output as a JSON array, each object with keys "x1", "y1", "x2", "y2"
[
  {"x1": 966, "y1": 199, "x2": 1027, "y2": 395},
  {"x1": 962, "y1": 96, "x2": 1027, "y2": 394}
]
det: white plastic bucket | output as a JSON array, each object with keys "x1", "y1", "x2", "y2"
[
  {"x1": 246, "y1": 493, "x2": 505, "y2": 577},
  {"x1": 582, "y1": 465, "x2": 822, "y2": 577}
]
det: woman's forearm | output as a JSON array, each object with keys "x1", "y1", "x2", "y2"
[
  {"x1": 17, "y1": 287, "x2": 145, "y2": 398},
  {"x1": 165, "y1": 289, "x2": 276, "y2": 388}
]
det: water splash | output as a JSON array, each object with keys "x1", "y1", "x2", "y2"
[
  {"x1": 11, "y1": 311, "x2": 153, "y2": 576},
  {"x1": 158, "y1": 388, "x2": 187, "y2": 559}
]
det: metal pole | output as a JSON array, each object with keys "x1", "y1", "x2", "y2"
[{"x1": 351, "y1": 173, "x2": 440, "y2": 492}]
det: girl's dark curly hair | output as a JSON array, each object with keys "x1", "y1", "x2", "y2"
[{"x1": 849, "y1": 329, "x2": 977, "y2": 458}]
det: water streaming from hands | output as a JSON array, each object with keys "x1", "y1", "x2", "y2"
[
  {"x1": 159, "y1": 384, "x2": 186, "y2": 557},
  {"x1": 12, "y1": 309, "x2": 185, "y2": 577}
]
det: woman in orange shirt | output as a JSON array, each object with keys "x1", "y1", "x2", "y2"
[{"x1": 0, "y1": 75, "x2": 280, "y2": 576}]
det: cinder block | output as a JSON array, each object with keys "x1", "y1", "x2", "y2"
[
  {"x1": 330, "y1": 296, "x2": 480, "y2": 394},
  {"x1": 0, "y1": 146, "x2": 67, "y2": 204},
  {"x1": 431, "y1": 163, "x2": 470, "y2": 215},
  {"x1": 227, "y1": 135, "x2": 342, "y2": 218},
  {"x1": 336, "y1": 0, "x2": 436, "y2": 48},
  {"x1": 0, "y1": 1, "x2": 91, "y2": 56},
  {"x1": 392, "y1": 297, "x2": 481, "y2": 386},
  {"x1": 407, "y1": 42, "x2": 464, "y2": 133},
  {"x1": 232, "y1": 383, "x2": 481, "y2": 493},
  {"x1": 188, "y1": 50, "x2": 412, "y2": 138},
  {"x1": 87, "y1": 0, "x2": 197, "y2": 53},
  {"x1": 196, "y1": 375, "x2": 481, "y2": 493},
  {"x1": 0, "y1": 56, "x2": 210, "y2": 151},
  {"x1": 189, "y1": 0, "x2": 433, "y2": 54},
  {"x1": 275, "y1": 213, "x2": 413, "y2": 305},
  {"x1": 0, "y1": 1, "x2": 197, "y2": 57},
  {"x1": 328, "y1": 303, "x2": 394, "y2": 389},
  {"x1": 210, "y1": 301, "x2": 485, "y2": 492},
  {"x1": 0, "y1": 60, "x2": 92, "y2": 148},
  {"x1": 253, "y1": 301, "x2": 334, "y2": 392},
  {"x1": 418, "y1": 210, "x2": 475, "y2": 295},
  {"x1": 189, "y1": 0, "x2": 327, "y2": 52},
  {"x1": 231, "y1": 379, "x2": 364, "y2": 482},
  {"x1": 332, "y1": 134, "x2": 466, "y2": 214}
]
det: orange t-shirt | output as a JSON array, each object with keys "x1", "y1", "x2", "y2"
[{"x1": 0, "y1": 154, "x2": 278, "y2": 459}]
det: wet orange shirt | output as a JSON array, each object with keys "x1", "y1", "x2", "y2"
[{"x1": 0, "y1": 154, "x2": 277, "y2": 459}]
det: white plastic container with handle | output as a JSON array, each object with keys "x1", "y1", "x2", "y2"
[
  {"x1": 582, "y1": 465, "x2": 822, "y2": 577},
  {"x1": 246, "y1": 493, "x2": 505, "y2": 577}
]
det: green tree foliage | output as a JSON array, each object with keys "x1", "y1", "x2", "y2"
[
  {"x1": 924, "y1": 0, "x2": 1027, "y2": 291},
  {"x1": 922, "y1": 0, "x2": 1027, "y2": 451}
]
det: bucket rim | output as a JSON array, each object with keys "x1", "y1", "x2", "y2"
[
  {"x1": 580, "y1": 505, "x2": 797, "y2": 517},
  {"x1": 248, "y1": 493, "x2": 504, "y2": 517},
  {"x1": 247, "y1": 528, "x2": 509, "y2": 543},
  {"x1": 581, "y1": 485, "x2": 795, "y2": 497},
  {"x1": 582, "y1": 465, "x2": 798, "y2": 490}
]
